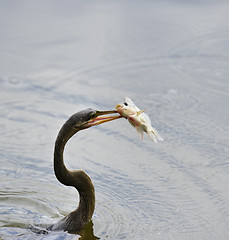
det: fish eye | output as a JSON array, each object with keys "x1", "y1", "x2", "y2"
[{"x1": 124, "y1": 102, "x2": 128, "y2": 106}]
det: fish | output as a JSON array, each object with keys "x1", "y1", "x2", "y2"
[{"x1": 116, "y1": 97, "x2": 163, "y2": 143}]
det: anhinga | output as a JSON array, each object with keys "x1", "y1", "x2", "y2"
[{"x1": 47, "y1": 108, "x2": 121, "y2": 233}]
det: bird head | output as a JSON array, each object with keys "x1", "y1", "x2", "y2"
[{"x1": 70, "y1": 108, "x2": 122, "y2": 130}]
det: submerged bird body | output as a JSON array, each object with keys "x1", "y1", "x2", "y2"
[
  {"x1": 48, "y1": 109, "x2": 121, "y2": 233},
  {"x1": 116, "y1": 97, "x2": 163, "y2": 143}
]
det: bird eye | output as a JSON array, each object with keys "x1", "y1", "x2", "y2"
[
  {"x1": 90, "y1": 111, "x2": 97, "y2": 119},
  {"x1": 124, "y1": 102, "x2": 128, "y2": 106}
]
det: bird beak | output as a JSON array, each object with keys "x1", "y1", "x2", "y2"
[{"x1": 87, "y1": 110, "x2": 122, "y2": 127}]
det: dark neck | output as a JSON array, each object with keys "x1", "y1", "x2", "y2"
[{"x1": 53, "y1": 120, "x2": 95, "y2": 232}]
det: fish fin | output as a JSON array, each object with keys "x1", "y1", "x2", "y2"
[
  {"x1": 149, "y1": 126, "x2": 164, "y2": 142},
  {"x1": 139, "y1": 112, "x2": 151, "y2": 125},
  {"x1": 136, "y1": 126, "x2": 144, "y2": 139},
  {"x1": 147, "y1": 130, "x2": 158, "y2": 143},
  {"x1": 137, "y1": 110, "x2": 145, "y2": 116}
]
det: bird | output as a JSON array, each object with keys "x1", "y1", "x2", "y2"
[{"x1": 47, "y1": 108, "x2": 122, "y2": 234}]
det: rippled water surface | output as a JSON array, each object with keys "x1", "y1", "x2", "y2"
[{"x1": 1, "y1": 1, "x2": 229, "y2": 239}]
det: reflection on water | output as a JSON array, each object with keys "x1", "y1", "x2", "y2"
[{"x1": 1, "y1": 1, "x2": 229, "y2": 239}]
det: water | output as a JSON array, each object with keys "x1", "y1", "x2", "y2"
[{"x1": 0, "y1": 1, "x2": 229, "y2": 239}]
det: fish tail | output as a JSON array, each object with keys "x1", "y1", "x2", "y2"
[
  {"x1": 147, "y1": 130, "x2": 158, "y2": 143},
  {"x1": 148, "y1": 126, "x2": 164, "y2": 143}
]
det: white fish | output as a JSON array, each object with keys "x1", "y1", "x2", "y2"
[{"x1": 116, "y1": 97, "x2": 163, "y2": 143}]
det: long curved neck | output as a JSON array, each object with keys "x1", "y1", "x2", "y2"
[
  {"x1": 54, "y1": 121, "x2": 76, "y2": 186},
  {"x1": 53, "y1": 120, "x2": 95, "y2": 232}
]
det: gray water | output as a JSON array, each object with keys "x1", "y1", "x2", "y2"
[{"x1": 0, "y1": 1, "x2": 229, "y2": 239}]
